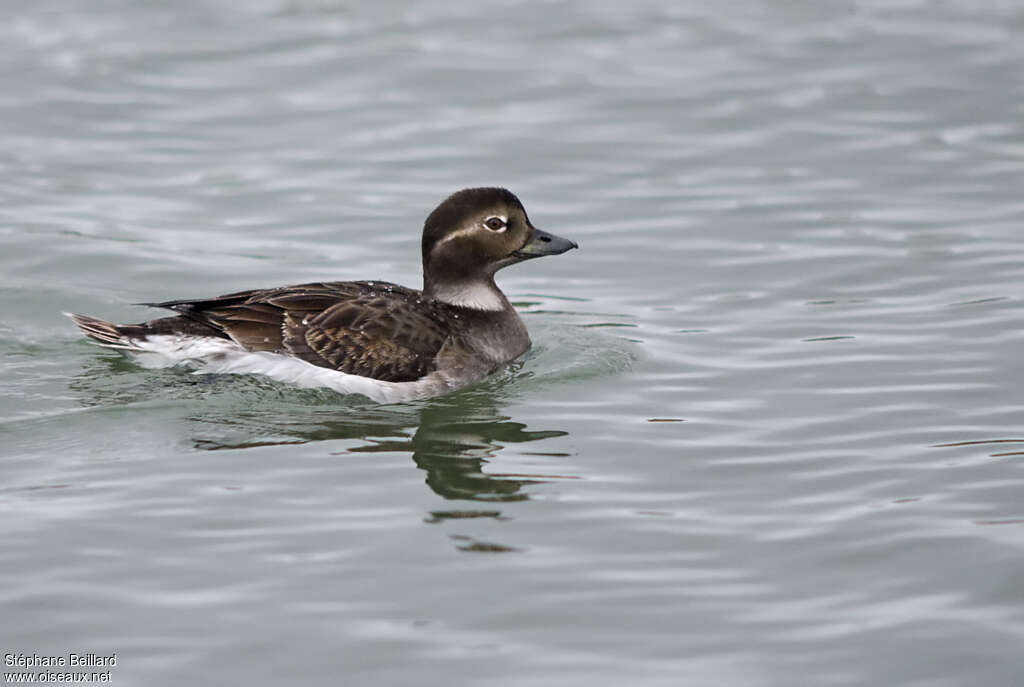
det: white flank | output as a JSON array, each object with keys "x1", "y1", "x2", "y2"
[{"x1": 124, "y1": 335, "x2": 455, "y2": 404}]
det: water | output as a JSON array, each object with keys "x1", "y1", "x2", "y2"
[{"x1": 3, "y1": 0, "x2": 1024, "y2": 684}]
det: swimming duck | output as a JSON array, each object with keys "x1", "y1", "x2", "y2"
[{"x1": 67, "y1": 187, "x2": 577, "y2": 403}]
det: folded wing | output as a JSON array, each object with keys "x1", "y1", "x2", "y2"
[{"x1": 147, "y1": 281, "x2": 451, "y2": 382}]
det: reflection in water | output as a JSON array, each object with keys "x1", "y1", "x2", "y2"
[
  {"x1": 448, "y1": 534, "x2": 523, "y2": 553},
  {"x1": 70, "y1": 356, "x2": 572, "y2": 509},
  {"x1": 69, "y1": 348, "x2": 578, "y2": 553},
  {"x1": 196, "y1": 399, "x2": 569, "y2": 506},
  {"x1": 931, "y1": 438, "x2": 1024, "y2": 458},
  {"x1": 343, "y1": 410, "x2": 566, "y2": 502},
  {"x1": 197, "y1": 398, "x2": 573, "y2": 554}
]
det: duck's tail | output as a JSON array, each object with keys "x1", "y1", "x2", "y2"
[{"x1": 64, "y1": 312, "x2": 142, "y2": 350}]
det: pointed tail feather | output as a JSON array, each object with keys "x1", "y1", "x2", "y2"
[{"x1": 64, "y1": 312, "x2": 141, "y2": 350}]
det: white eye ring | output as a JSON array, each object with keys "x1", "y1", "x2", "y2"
[{"x1": 483, "y1": 215, "x2": 508, "y2": 232}]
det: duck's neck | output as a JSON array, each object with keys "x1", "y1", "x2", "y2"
[{"x1": 424, "y1": 275, "x2": 509, "y2": 312}]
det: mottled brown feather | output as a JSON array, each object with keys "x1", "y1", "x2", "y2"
[{"x1": 144, "y1": 281, "x2": 454, "y2": 382}]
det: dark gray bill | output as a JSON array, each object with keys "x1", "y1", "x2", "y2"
[{"x1": 512, "y1": 227, "x2": 579, "y2": 260}]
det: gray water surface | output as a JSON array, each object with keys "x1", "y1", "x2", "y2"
[{"x1": 3, "y1": 1, "x2": 1024, "y2": 685}]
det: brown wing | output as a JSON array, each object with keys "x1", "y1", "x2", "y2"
[{"x1": 146, "y1": 281, "x2": 452, "y2": 382}]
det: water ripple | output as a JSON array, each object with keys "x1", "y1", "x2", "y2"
[{"x1": 3, "y1": 0, "x2": 1024, "y2": 685}]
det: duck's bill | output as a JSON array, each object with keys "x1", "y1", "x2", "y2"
[{"x1": 512, "y1": 227, "x2": 579, "y2": 260}]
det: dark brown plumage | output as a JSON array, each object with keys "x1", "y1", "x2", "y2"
[{"x1": 138, "y1": 281, "x2": 457, "y2": 382}]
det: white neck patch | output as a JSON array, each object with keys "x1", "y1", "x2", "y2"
[{"x1": 431, "y1": 281, "x2": 506, "y2": 311}]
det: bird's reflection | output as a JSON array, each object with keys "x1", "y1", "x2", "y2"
[
  {"x1": 196, "y1": 398, "x2": 568, "y2": 506},
  {"x1": 71, "y1": 355, "x2": 572, "y2": 510}
]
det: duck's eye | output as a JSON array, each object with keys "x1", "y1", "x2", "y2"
[{"x1": 483, "y1": 216, "x2": 507, "y2": 232}]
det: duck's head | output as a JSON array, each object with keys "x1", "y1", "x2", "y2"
[{"x1": 421, "y1": 187, "x2": 577, "y2": 310}]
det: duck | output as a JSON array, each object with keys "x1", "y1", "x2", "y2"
[{"x1": 67, "y1": 187, "x2": 578, "y2": 403}]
